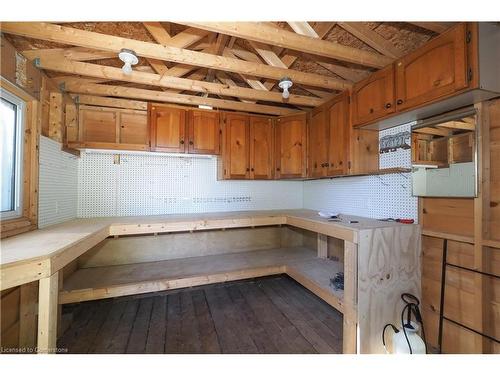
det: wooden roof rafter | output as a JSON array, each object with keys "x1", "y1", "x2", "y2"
[
  {"x1": 181, "y1": 22, "x2": 393, "y2": 68},
  {"x1": 62, "y1": 79, "x2": 298, "y2": 116},
  {"x1": 40, "y1": 57, "x2": 323, "y2": 107},
  {"x1": 1, "y1": 22, "x2": 350, "y2": 91}
]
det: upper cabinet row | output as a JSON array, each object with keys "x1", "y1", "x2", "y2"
[
  {"x1": 351, "y1": 23, "x2": 472, "y2": 127},
  {"x1": 149, "y1": 104, "x2": 221, "y2": 155}
]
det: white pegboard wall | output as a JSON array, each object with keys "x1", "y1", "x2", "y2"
[
  {"x1": 38, "y1": 136, "x2": 78, "y2": 227},
  {"x1": 78, "y1": 152, "x2": 303, "y2": 217},
  {"x1": 303, "y1": 123, "x2": 418, "y2": 221}
]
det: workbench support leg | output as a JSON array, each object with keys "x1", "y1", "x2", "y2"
[
  {"x1": 37, "y1": 272, "x2": 59, "y2": 354},
  {"x1": 19, "y1": 281, "x2": 38, "y2": 350},
  {"x1": 317, "y1": 233, "x2": 328, "y2": 259},
  {"x1": 343, "y1": 241, "x2": 358, "y2": 354}
]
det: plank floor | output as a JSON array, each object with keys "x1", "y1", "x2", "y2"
[{"x1": 58, "y1": 275, "x2": 343, "y2": 354}]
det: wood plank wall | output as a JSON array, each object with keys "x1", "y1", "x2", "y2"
[
  {"x1": 421, "y1": 98, "x2": 500, "y2": 354},
  {"x1": 0, "y1": 38, "x2": 75, "y2": 351}
]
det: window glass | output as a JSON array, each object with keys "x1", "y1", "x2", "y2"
[{"x1": 0, "y1": 91, "x2": 24, "y2": 219}]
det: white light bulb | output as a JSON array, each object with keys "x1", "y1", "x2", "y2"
[
  {"x1": 282, "y1": 87, "x2": 290, "y2": 99},
  {"x1": 122, "y1": 62, "x2": 133, "y2": 75}
]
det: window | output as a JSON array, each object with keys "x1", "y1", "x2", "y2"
[{"x1": 1, "y1": 89, "x2": 25, "y2": 220}]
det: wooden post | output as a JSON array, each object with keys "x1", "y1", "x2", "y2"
[
  {"x1": 473, "y1": 101, "x2": 491, "y2": 353},
  {"x1": 37, "y1": 272, "x2": 59, "y2": 354},
  {"x1": 317, "y1": 233, "x2": 328, "y2": 258},
  {"x1": 19, "y1": 282, "x2": 38, "y2": 350},
  {"x1": 343, "y1": 240, "x2": 358, "y2": 354}
]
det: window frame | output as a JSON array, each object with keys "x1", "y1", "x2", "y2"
[
  {"x1": 1, "y1": 89, "x2": 26, "y2": 220},
  {"x1": 0, "y1": 77, "x2": 40, "y2": 239}
]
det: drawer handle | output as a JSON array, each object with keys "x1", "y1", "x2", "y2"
[{"x1": 397, "y1": 99, "x2": 403, "y2": 105}]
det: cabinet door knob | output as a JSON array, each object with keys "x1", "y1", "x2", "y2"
[
  {"x1": 276, "y1": 167, "x2": 280, "y2": 172},
  {"x1": 433, "y1": 79, "x2": 441, "y2": 87},
  {"x1": 189, "y1": 141, "x2": 194, "y2": 145},
  {"x1": 385, "y1": 103, "x2": 392, "y2": 109},
  {"x1": 369, "y1": 108, "x2": 374, "y2": 114},
  {"x1": 251, "y1": 168, "x2": 254, "y2": 172},
  {"x1": 246, "y1": 168, "x2": 250, "y2": 172},
  {"x1": 180, "y1": 140, "x2": 185, "y2": 144},
  {"x1": 397, "y1": 99, "x2": 403, "y2": 105}
]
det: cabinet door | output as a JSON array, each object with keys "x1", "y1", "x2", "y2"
[
  {"x1": 275, "y1": 113, "x2": 307, "y2": 179},
  {"x1": 395, "y1": 23, "x2": 468, "y2": 111},
  {"x1": 308, "y1": 107, "x2": 329, "y2": 178},
  {"x1": 120, "y1": 111, "x2": 149, "y2": 149},
  {"x1": 351, "y1": 65, "x2": 395, "y2": 127},
  {"x1": 327, "y1": 95, "x2": 350, "y2": 176},
  {"x1": 188, "y1": 110, "x2": 221, "y2": 155},
  {"x1": 223, "y1": 113, "x2": 249, "y2": 179},
  {"x1": 80, "y1": 107, "x2": 117, "y2": 143},
  {"x1": 149, "y1": 105, "x2": 186, "y2": 153},
  {"x1": 249, "y1": 116, "x2": 274, "y2": 180}
]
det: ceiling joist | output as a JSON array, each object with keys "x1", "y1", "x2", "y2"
[
  {"x1": 62, "y1": 80, "x2": 297, "y2": 116},
  {"x1": 1, "y1": 22, "x2": 350, "y2": 91},
  {"x1": 181, "y1": 22, "x2": 392, "y2": 68},
  {"x1": 40, "y1": 57, "x2": 322, "y2": 106}
]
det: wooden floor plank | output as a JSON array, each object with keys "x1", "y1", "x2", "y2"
[
  {"x1": 105, "y1": 299, "x2": 139, "y2": 353},
  {"x1": 90, "y1": 300, "x2": 128, "y2": 353},
  {"x1": 126, "y1": 298, "x2": 153, "y2": 353},
  {"x1": 191, "y1": 289, "x2": 221, "y2": 354},
  {"x1": 145, "y1": 296, "x2": 167, "y2": 354},
  {"x1": 165, "y1": 293, "x2": 182, "y2": 353},
  {"x1": 259, "y1": 278, "x2": 338, "y2": 353},
  {"x1": 237, "y1": 280, "x2": 316, "y2": 354},
  {"x1": 226, "y1": 283, "x2": 280, "y2": 353},
  {"x1": 59, "y1": 276, "x2": 343, "y2": 354},
  {"x1": 205, "y1": 284, "x2": 259, "y2": 353}
]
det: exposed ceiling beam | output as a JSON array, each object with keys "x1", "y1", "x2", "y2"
[
  {"x1": 222, "y1": 48, "x2": 269, "y2": 91},
  {"x1": 206, "y1": 33, "x2": 230, "y2": 82},
  {"x1": 181, "y1": 22, "x2": 392, "y2": 68},
  {"x1": 287, "y1": 22, "x2": 320, "y2": 37},
  {"x1": 142, "y1": 22, "x2": 172, "y2": 44},
  {"x1": 63, "y1": 80, "x2": 297, "y2": 116},
  {"x1": 1, "y1": 22, "x2": 349, "y2": 90},
  {"x1": 436, "y1": 120, "x2": 475, "y2": 131},
  {"x1": 336, "y1": 23, "x2": 403, "y2": 59},
  {"x1": 40, "y1": 57, "x2": 322, "y2": 106},
  {"x1": 287, "y1": 22, "x2": 372, "y2": 83},
  {"x1": 408, "y1": 22, "x2": 456, "y2": 34},
  {"x1": 74, "y1": 95, "x2": 148, "y2": 111},
  {"x1": 22, "y1": 47, "x2": 115, "y2": 61}
]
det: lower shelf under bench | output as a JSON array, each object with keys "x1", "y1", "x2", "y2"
[{"x1": 60, "y1": 247, "x2": 345, "y2": 313}]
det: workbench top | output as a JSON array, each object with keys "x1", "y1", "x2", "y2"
[{"x1": 0, "y1": 209, "x2": 412, "y2": 290}]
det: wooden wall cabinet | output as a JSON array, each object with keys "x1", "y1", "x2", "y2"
[
  {"x1": 221, "y1": 113, "x2": 274, "y2": 180},
  {"x1": 75, "y1": 105, "x2": 149, "y2": 151},
  {"x1": 351, "y1": 65, "x2": 395, "y2": 127},
  {"x1": 222, "y1": 113, "x2": 250, "y2": 179},
  {"x1": 395, "y1": 23, "x2": 468, "y2": 111},
  {"x1": 249, "y1": 116, "x2": 274, "y2": 180},
  {"x1": 188, "y1": 110, "x2": 221, "y2": 155},
  {"x1": 149, "y1": 104, "x2": 221, "y2": 155},
  {"x1": 308, "y1": 93, "x2": 350, "y2": 178},
  {"x1": 327, "y1": 94, "x2": 350, "y2": 176},
  {"x1": 275, "y1": 113, "x2": 308, "y2": 179},
  {"x1": 149, "y1": 104, "x2": 186, "y2": 153}
]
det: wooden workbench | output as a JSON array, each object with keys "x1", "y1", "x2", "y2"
[{"x1": 0, "y1": 209, "x2": 421, "y2": 354}]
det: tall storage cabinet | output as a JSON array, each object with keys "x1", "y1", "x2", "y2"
[{"x1": 275, "y1": 113, "x2": 308, "y2": 179}]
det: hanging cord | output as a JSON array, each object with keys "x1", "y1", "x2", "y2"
[
  {"x1": 400, "y1": 293, "x2": 428, "y2": 354},
  {"x1": 382, "y1": 324, "x2": 399, "y2": 353}
]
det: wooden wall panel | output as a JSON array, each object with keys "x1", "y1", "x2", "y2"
[
  {"x1": 488, "y1": 99, "x2": 500, "y2": 240},
  {"x1": 421, "y1": 198, "x2": 474, "y2": 237},
  {"x1": 0, "y1": 288, "x2": 20, "y2": 349},
  {"x1": 77, "y1": 226, "x2": 309, "y2": 268}
]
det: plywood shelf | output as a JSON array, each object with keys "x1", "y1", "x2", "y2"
[
  {"x1": 304, "y1": 167, "x2": 412, "y2": 181},
  {"x1": 60, "y1": 247, "x2": 345, "y2": 312}
]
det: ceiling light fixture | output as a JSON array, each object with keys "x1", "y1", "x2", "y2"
[
  {"x1": 278, "y1": 77, "x2": 293, "y2": 99},
  {"x1": 118, "y1": 49, "x2": 138, "y2": 75}
]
